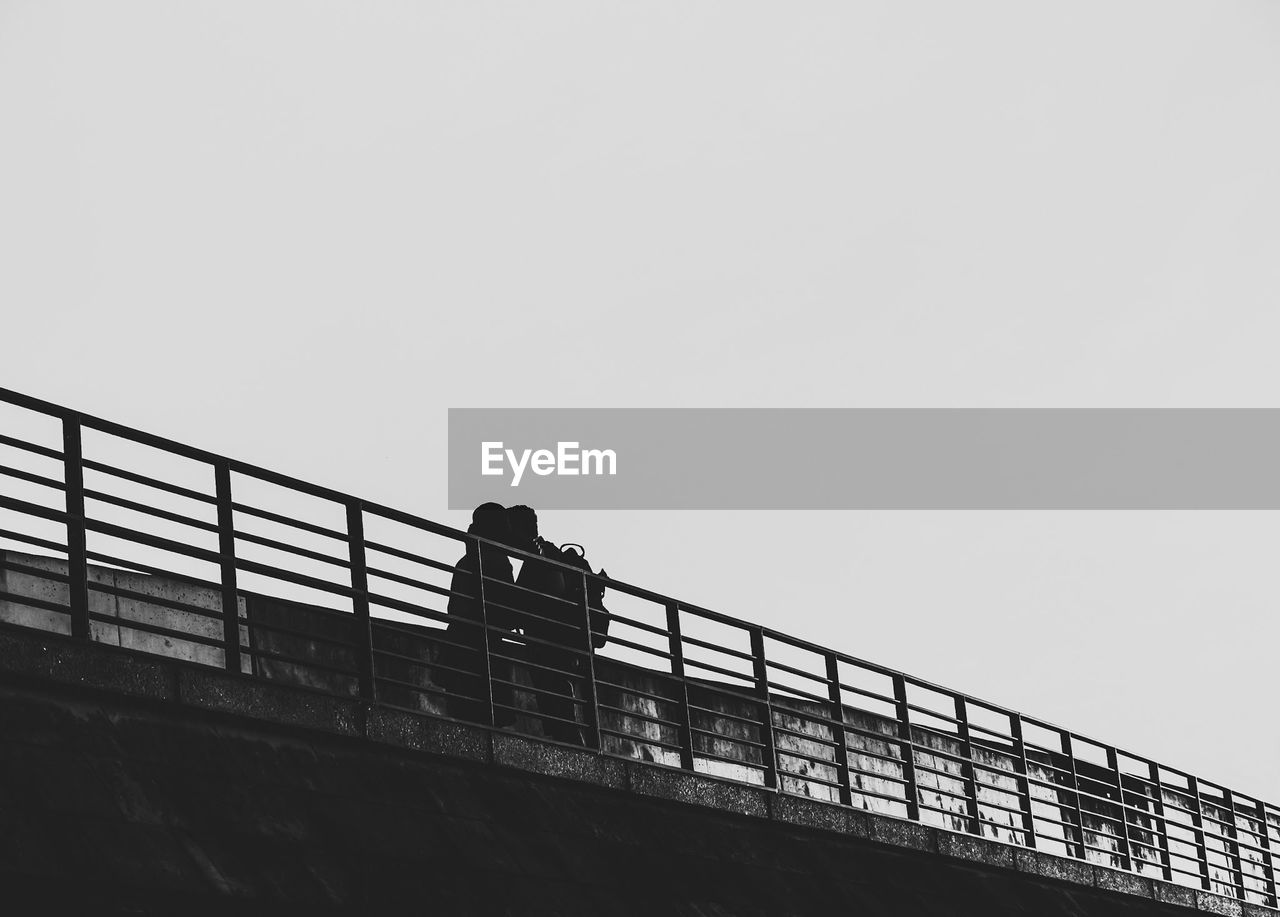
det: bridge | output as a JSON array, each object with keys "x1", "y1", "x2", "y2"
[{"x1": 0, "y1": 387, "x2": 1275, "y2": 914}]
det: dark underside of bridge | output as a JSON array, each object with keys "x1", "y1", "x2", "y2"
[{"x1": 0, "y1": 627, "x2": 1234, "y2": 917}]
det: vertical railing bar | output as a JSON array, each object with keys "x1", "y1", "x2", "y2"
[
  {"x1": 1011, "y1": 713, "x2": 1038, "y2": 850},
  {"x1": 749, "y1": 627, "x2": 779, "y2": 791},
  {"x1": 666, "y1": 603, "x2": 696, "y2": 771},
  {"x1": 1149, "y1": 762, "x2": 1175, "y2": 883},
  {"x1": 345, "y1": 501, "x2": 374, "y2": 703},
  {"x1": 1224, "y1": 789, "x2": 1247, "y2": 902},
  {"x1": 471, "y1": 537, "x2": 496, "y2": 728},
  {"x1": 893, "y1": 674, "x2": 921, "y2": 822},
  {"x1": 1106, "y1": 747, "x2": 1135, "y2": 872},
  {"x1": 1254, "y1": 800, "x2": 1277, "y2": 907},
  {"x1": 825, "y1": 654, "x2": 853, "y2": 807},
  {"x1": 953, "y1": 696, "x2": 982, "y2": 836},
  {"x1": 213, "y1": 462, "x2": 241, "y2": 673},
  {"x1": 578, "y1": 570, "x2": 602, "y2": 751},
  {"x1": 61, "y1": 415, "x2": 90, "y2": 642},
  {"x1": 1188, "y1": 775, "x2": 1213, "y2": 892},
  {"x1": 1062, "y1": 733, "x2": 1088, "y2": 861}
]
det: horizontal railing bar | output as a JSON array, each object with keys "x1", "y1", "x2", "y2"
[
  {"x1": 81, "y1": 458, "x2": 216, "y2": 506},
  {"x1": 845, "y1": 782, "x2": 912, "y2": 805},
  {"x1": 490, "y1": 683, "x2": 587, "y2": 711},
  {"x1": 87, "y1": 610, "x2": 226, "y2": 650},
  {"x1": 774, "y1": 743, "x2": 841, "y2": 771},
  {"x1": 915, "y1": 801, "x2": 973, "y2": 824},
  {"x1": 679, "y1": 633, "x2": 755, "y2": 663},
  {"x1": 86, "y1": 518, "x2": 223, "y2": 566},
  {"x1": 487, "y1": 649, "x2": 592, "y2": 682},
  {"x1": 0, "y1": 432, "x2": 63, "y2": 460},
  {"x1": 685, "y1": 693, "x2": 766, "y2": 725},
  {"x1": 361, "y1": 538, "x2": 458, "y2": 575},
  {"x1": 235, "y1": 528, "x2": 352, "y2": 570},
  {"x1": 689, "y1": 730, "x2": 768, "y2": 756},
  {"x1": 490, "y1": 627, "x2": 591, "y2": 660},
  {"x1": 87, "y1": 580, "x2": 226, "y2": 622},
  {"x1": 366, "y1": 614, "x2": 446, "y2": 643},
  {"x1": 243, "y1": 617, "x2": 361, "y2": 651},
  {"x1": 84, "y1": 549, "x2": 223, "y2": 594},
  {"x1": 0, "y1": 588, "x2": 69, "y2": 615},
  {"x1": 599, "y1": 633, "x2": 671, "y2": 662},
  {"x1": 772, "y1": 705, "x2": 844, "y2": 734},
  {"x1": 763, "y1": 679, "x2": 832, "y2": 707},
  {"x1": 596, "y1": 609, "x2": 669, "y2": 639},
  {"x1": 764, "y1": 655, "x2": 829, "y2": 684},
  {"x1": 372, "y1": 671, "x2": 447, "y2": 697},
  {"x1": 835, "y1": 684, "x2": 899, "y2": 707},
  {"x1": 844, "y1": 742, "x2": 911, "y2": 772},
  {"x1": 690, "y1": 747, "x2": 768, "y2": 771},
  {"x1": 0, "y1": 462, "x2": 65, "y2": 492},
  {"x1": 230, "y1": 501, "x2": 348, "y2": 542},
  {"x1": 233, "y1": 557, "x2": 353, "y2": 600},
  {"x1": 365, "y1": 593, "x2": 450, "y2": 626},
  {"x1": 84, "y1": 487, "x2": 219, "y2": 534},
  {"x1": 241, "y1": 645, "x2": 360, "y2": 680},
  {"x1": 681, "y1": 654, "x2": 758, "y2": 685},
  {"x1": 370, "y1": 645, "x2": 437, "y2": 671},
  {"x1": 0, "y1": 492, "x2": 71, "y2": 523},
  {"x1": 0, "y1": 555, "x2": 72, "y2": 583},
  {"x1": 904, "y1": 702, "x2": 961, "y2": 725},
  {"x1": 778, "y1": 769, "x2": 845, "y2": 792},
  {"x1": 593, "y1": 678, "x2": 681, "y2": 707},
  {"x1": 595, "y1": 703, "x2": 683, "y2": 733},
  {"x1": 597, "y1": 727, "x2": 686, "y2": 755},
  {"x1": 0, "y1": 528, "x2": 68, "y2": 554},
  {"x1": 364, "y1": 565, "x2": 452, "y2": 600}
]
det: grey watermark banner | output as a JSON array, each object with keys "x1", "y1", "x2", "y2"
[{"x1": 448, "y1": 409, "x2": 1280, "y2": 510}]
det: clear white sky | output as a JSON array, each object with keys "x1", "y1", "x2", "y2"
[{"x1": 2, "y1": 2, "x2": 1278, "y2": 800}]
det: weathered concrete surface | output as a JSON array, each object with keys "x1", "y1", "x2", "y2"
[
  {"x1": 0, "y1": 624, "x2": 1251, "y2": 916},
  {"x1": 0, "y1": 550, "x2": 251, "y2": 673}
]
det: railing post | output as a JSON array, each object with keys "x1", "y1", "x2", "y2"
[
  {"x1": 1148, "y1": 762, "x2": 1174, "y2": 883},
  {"x1": 61, "y1": 415, "x2": 90, "y2": 641},
  {"x1": 1011, "y1": 714, "x2": 1038, "y2": 850},
  {"x1": 666, "y1": 603, "x2": 695, "y2": 771},
  {"x1": 1106, "y1": 747, "x2": 1135, "y2": 872},
  {"x1": 892, "y1": 675, "x2": 921, "y2": 821},
  {"x1": 953, "y1": 697, "x2": 982, "y2": 836},
  {"x1": 1062, "y1": 734, "x2": 1088, "y2": 860},
  {"x1": 471, "y1": 538, "x2": 496, "y2": 727},
  {"x1": 1224, "y1": 789, "x2": 1247, "y2": 902},
  {"x1": 1255, "y1": 801, "x2": 1277, "y2": 907},
  {"x1": 1188, "y1": 775, "x2": 1213, "y2": 891},
  {"x1": 346, "y1": 501, "x2": 375, "y2": 703},
  {"x1": 825, "y1": 654, "x2": 852, "y2": 807},
  {"x1": 749, "y1": 627, "x2": 779, "y2": 791},
  {"x1": 578, "y1": 570, "x2": 602, "y2": 750},
  {"x1": 214, "y1": 462, "x2": 241, "y2": 673}
]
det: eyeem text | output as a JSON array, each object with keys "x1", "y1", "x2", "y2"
[{"x1": 481, "y1": 441, "x2": 617, "y2": 487}]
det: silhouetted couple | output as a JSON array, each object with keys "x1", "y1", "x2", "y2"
[{"x1": 441, "y1": 503, "x2": 609, "y2": 746}]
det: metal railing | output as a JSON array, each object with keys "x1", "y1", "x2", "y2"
[{"x1": 0, "y1": 386, "x2": 1275, "y2": 908}]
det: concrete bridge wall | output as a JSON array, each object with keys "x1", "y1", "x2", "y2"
[
  {"x1": 0, "y1": 624, "x2": 1239, "y2": 916},
  {"x1": 0, "y1": 550, "x2": 1264, "y2": 914}
]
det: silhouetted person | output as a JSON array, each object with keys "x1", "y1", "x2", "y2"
[
  {"x1": 440, "y1": 503, "x2": 517, "y2": 724},
  {"x1": 511, "y1": 506, "x2": 609, "y2": 746}
]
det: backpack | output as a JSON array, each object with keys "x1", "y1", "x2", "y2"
[{"x1": 539, "y1": 541, "x2": 611, "y2": 649}]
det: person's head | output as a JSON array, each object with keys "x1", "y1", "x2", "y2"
[
  {"x1": 506, "y1": 505, "x2": 539, "y2": 551},
  {"x1": 469, "y1": 502, "x2": 509, "y2": 541}
]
